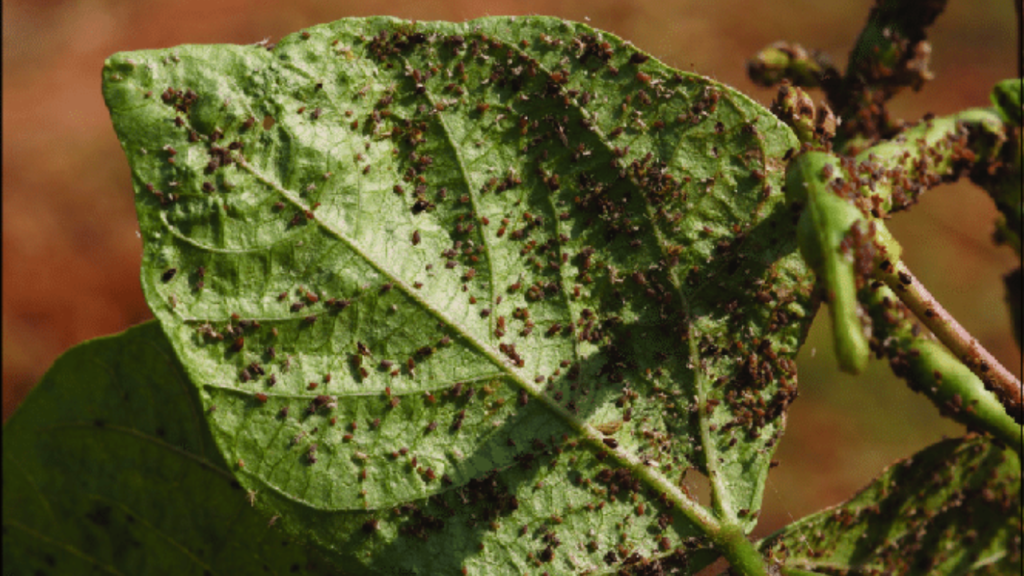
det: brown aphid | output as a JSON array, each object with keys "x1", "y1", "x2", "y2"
[
  {"x1": 162, "y1": 268, "x2": 178, "y2": 282},
  {"x1": 255, "y1": 393, "x2": 268, "y2": 404},
  {"x1": 412, "y1": 230, "x2": 421, "y2": 245},
  {"x1": 231, "y1": 337, "x2": 245, "y2": 352}
]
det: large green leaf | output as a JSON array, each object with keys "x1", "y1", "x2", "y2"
[
  {"x1": 758, "y1": 435, "x2": 1022, "y2": 575},
  {"x1": 103, "y1": 16, "x2": 813, "y2": 573},
  {"x1": 2, "y1": 321, "x2": 335, "y2": 575}
]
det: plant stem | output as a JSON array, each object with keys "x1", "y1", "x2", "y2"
[
  {"x1": 853, "y1": 108, "x2": 1008, "y2": 213},
  {"x1": 875, "y1": 260, "x2": 1023, "y2": 423},
  {"x1": 715, "y1": 523, "x2": 771, "y2": 576},
  {"x1": 831, "y1": 0, "x2": 948, "y2": 148}
]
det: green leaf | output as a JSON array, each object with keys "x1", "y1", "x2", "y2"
[
  {"x1": 103, "y1": 16, "x2": 813, "y2": 573},
  {"x1": 758, "y1": 435, "x2": 1022, "y2": 575},
  {"x1": 2, "y1": 321, "x2": 336, "y2": 575}
]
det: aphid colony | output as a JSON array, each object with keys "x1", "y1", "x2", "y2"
[{"x1": 126, "y1": 18, "x2": 817, "y2": 570}]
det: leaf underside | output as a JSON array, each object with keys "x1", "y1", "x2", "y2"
[
  {"x1": 103, "y1": 16, "x2": 813, "y2": 574},
  {"x1": 1, "y1": 322, "x2": 334, "y2": 575},
  {"x1": 759, "y1": 435, "x2": 1022, "y2": 575}
]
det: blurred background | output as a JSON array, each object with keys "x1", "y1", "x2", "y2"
[{"x1": 3, "y1": 0, "x2": 1019, "y2": 545}]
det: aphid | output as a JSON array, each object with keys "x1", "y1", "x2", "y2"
[
  {"x1": 162, "y1": 268, "x2": 177, "y2": 282},
  {"x1": 255, "y1": 393, "x2": 268, "y2": 404},
  {"x1": 412, "y1": 230, "x2": 421, "y2": 245},
  {"x1": 231, "y1": 337, "x2": 245, "y2": 352},
  {"x1": 426, "y1": 421, "x2": 438, "y2": 432}
]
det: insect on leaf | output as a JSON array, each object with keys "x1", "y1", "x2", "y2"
[
  {"x1": 759, "y1": 435, "x2": 1022, "y2": 575},
  {"x1": 103, "y1": 16, "x2": 815, "y2": 574}
]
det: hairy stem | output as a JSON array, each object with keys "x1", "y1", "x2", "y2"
[{"x1": 875, "y1": 260, "x2": 1023, "y2": 424}]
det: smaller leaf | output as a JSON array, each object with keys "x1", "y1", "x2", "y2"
[
  {"x1": 758, "y1": 435, "x2": 1022, "y2": 575},
  {"x1": 2, "y1": 322, "x2": 337, "y2": 575}
]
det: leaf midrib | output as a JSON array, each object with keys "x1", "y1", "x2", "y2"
[{"x1": 233, "y1": 155, "x2": 716, "y2": 529}]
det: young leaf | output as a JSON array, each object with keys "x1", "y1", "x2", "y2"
[
  {"x1": 1, "y1": 322, "x2": 336, "y2": 575},
  {"x1": 103, "y1": 16, "x2": 814, "y2": 573},
  {"x1": 758, "y1": 435, "x2": 1022, "y2": 575}
]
